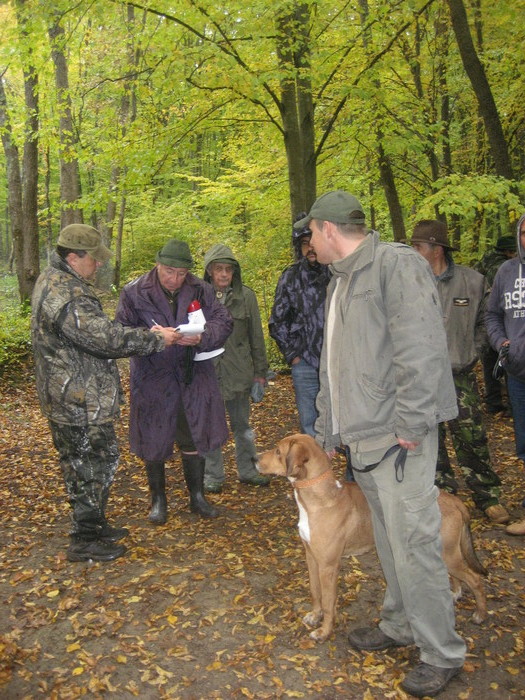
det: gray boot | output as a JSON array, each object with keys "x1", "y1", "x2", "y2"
[
  {"x1": 145, "y1": 461, "x2": 167, "y2": 524},
  {"x1": 181, "y1": 454, "x2": 219, "y2": 518}
]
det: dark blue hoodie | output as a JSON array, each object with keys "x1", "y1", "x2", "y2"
[{"x1": 485, "y1": 212, "x2": 525, "y2": 381}]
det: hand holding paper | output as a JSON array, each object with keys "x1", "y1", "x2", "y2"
[{"x1": 176, "y1": 322, "x2": 205, "y2": 335}]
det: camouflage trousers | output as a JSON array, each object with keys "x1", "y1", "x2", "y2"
[
  {"x1": 49, "y1": 421, "x2": 119, "y2": 540},
  {"x1": 436, "y1": 370, "x2": 501, "y2": 510}
]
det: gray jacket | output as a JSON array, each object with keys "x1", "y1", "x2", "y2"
[
  {"x1": 434, "y1": 259, "x2": 488, "y2": 373},
  {"x1": 315, "y1": 231, "x2": 458, "y2": 450}
]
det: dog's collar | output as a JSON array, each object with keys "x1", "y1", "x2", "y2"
[{"x1": 292, "y1": 469, "x2": 333, "y2": 489}]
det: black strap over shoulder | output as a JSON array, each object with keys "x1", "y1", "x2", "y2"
[{"x1": 351, "y1": 443, "x2": 408, "y2": 483}]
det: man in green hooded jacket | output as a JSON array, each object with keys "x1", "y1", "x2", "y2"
[{"x1": 202, "y1": 244, "x2": 270, "y2": 491}]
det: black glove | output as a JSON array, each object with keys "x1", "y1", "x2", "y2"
[{"x1": 493, "y1": 344, "x2": 509, "y2": 380}]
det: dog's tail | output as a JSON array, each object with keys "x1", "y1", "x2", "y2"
[{"x1": 460, "y1": 520, "x2": 488, "y2": 577}]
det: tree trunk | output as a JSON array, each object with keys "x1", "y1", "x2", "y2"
[
  {"x1": 275, "y1": 2, "x2": 316, "y2": 218},
  {"x1": 446, "y1": 0, "x2": 513, "y2": 180},
  {"x1": 359, "y1": 0, "x2": 406, "y2": 241},
  {"x1": 0, "y1": 77, "x2": 24, "y2": 298},
  {"x1": 20, "y1": 64, "x2": 40, "y2": 300},
  {"x1": 377, "y1": 142, "x2": 406, "y2": 241},
  {"x1": 49, "y1": 19, "x2": 83, "y2": 228}
]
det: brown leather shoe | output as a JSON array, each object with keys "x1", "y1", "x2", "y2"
[
  {"x1": 506, "y1": 518, "x2": 525, "y2": 535},
  {"x1": 484, "y1": 504, "x2": 510, "y2": 524}
]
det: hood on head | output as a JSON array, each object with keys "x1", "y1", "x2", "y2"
[{"x1": 203, "y1": 243, "x2": 241, "y2": 287}]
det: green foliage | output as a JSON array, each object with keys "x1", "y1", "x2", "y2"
[
  {"x1": 1, "y1": 0, "x2": 525, "y2": 311},
  {"x1": 414, "y1": 175, "x2": 524, "y2": 263},
  {"x1": 0, "y1": 307, "x2": 31, "y2": 375},
  {"x1": 417, "y1": 175, "x2": 523, "y2": 223}
]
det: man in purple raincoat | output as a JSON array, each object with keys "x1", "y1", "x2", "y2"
[{"x1": 116, "y1": 239, "x2": 233, "y2": 522}]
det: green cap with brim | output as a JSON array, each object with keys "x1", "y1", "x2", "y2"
[
  {"x1": 156, "y1": 239, "x2": 194, "y2": 269},
  {"x1": 57, "y1": 224, "x2": 112, "y2": 263},
  {"x1": 293, "y1": 190, "x2": 366, "y2": 230}
]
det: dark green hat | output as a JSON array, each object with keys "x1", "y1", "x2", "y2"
[
  {"x1": 293, "y1": 190, "x2": 365, "y2": 230},
  {"x1": 495, "y1": 235, "x2": 515, "y2": 251},
  {"x1": 57, "y1": 224, "x2": 112, "y2": 263},
  {"x1": 156, "y1": 239, "x2": 194, "y2": 268}
]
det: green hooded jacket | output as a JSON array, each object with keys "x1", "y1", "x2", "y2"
[{"x1": 203, "y1": 244, "x2": 268, "y2": 400}]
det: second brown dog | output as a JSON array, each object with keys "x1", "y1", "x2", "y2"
[{"x1": 257, "y1": 434, "x2": 487, "y2": 642}]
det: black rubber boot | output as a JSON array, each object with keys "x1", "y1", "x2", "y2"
[
  {"x1": 145, "y1": 461, "x2": 167, "y2": 524},
  {"x1": 181, "y1": 454, "x2": 219, "y2": 518}
]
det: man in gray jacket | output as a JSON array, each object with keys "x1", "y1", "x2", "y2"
[
  {"x1": 296, "y1": 191, "x2": 466, "y2": 699},
  {"x1": 203, "y1": 244, "x2": 270, "y2": 491},
  {"x1": 411, "y1": 220, "x2": 509, "y2": 525}
]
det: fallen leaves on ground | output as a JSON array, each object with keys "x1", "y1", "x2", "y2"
[{"x1": 0, "y1": 364, "x2": 524, "y2": 698}]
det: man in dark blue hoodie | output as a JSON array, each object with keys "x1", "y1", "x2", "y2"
[{"x1": 486, "y1": 213, "x2": 525, "y2": 536}]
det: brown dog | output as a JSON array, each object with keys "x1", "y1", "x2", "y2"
[{"x1": 257, "y1": 434, "x2": 487, "y2": 642}]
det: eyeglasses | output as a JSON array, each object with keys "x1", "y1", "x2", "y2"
[{"x1": 160, "y1": 267, "x2": 188, "y2": 278}]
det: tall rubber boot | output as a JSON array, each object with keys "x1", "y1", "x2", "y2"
[
  {"x1": 145, "y1": 461, "x2": 167, "y2": 524},
  {"x1": 181, "y1": 454, "x2": 219, "y2": 518}
]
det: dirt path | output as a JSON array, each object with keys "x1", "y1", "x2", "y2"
[{"x1": 0, "y1": 367, "x2": 524, "y2": 699}]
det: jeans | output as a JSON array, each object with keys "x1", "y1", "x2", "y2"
[
  {"x1": 204, "y1": 392, "x2": 258, "y2": 483},
  {"x1": 291, "y1": 358, "x2": 319, "y2": 437},
  {"x1": 507, "y1": 374, "x2": 525, "y2": 461}
]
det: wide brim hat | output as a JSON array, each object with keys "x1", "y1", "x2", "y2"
[{"x1": 410, "y1": 229, "x2": 457, "y2": 251}]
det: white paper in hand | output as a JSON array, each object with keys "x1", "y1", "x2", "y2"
[{"x1": 176, "y1": 322, "x2": 205, "y2": 335}]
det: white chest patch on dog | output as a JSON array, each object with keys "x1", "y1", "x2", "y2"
[{"x1": 294, "y1": 492, "x2": 311, "y2": 543}]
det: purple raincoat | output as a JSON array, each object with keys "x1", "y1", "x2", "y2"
[{"x1": 116, "y1": 268, "x2": 233, "y2": 461}]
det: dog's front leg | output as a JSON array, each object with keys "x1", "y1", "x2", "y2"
[
  {"x1": 302, "y1": 543, "x2": 324, "y2": 632},
  {"x1": 308, "y1": 563, "x2": 340, "y2": 642}
]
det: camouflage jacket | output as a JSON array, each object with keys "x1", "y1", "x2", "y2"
[
  {"x1": 268, "y1": 257, "x2": 331, "y2": 370},
  {"x1": 31, "y1": 252, "x2": 165, "y2": 426}
]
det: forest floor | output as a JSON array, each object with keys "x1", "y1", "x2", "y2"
[{"x1": 0, "y1": 363, "x2": 524, "y2": 700}]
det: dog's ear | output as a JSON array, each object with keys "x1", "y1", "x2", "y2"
[{"x1": 284, "y1": 439, "x2": 309, "y2": 478}]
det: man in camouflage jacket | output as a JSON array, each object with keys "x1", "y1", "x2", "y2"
[
  {"x1": 31, "y1": 224, "x2": 176, "y2": 562},
  {"x1": 269, "y1": 215, "x2": 331, "y2": 437}
]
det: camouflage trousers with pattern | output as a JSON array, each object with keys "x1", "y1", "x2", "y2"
[
  {"x1": 436, "y1": 369, "x2": 501, "y2": 511},
  {"x1": 49, "y1": 421, "x2": 119, "y2": 541}
]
